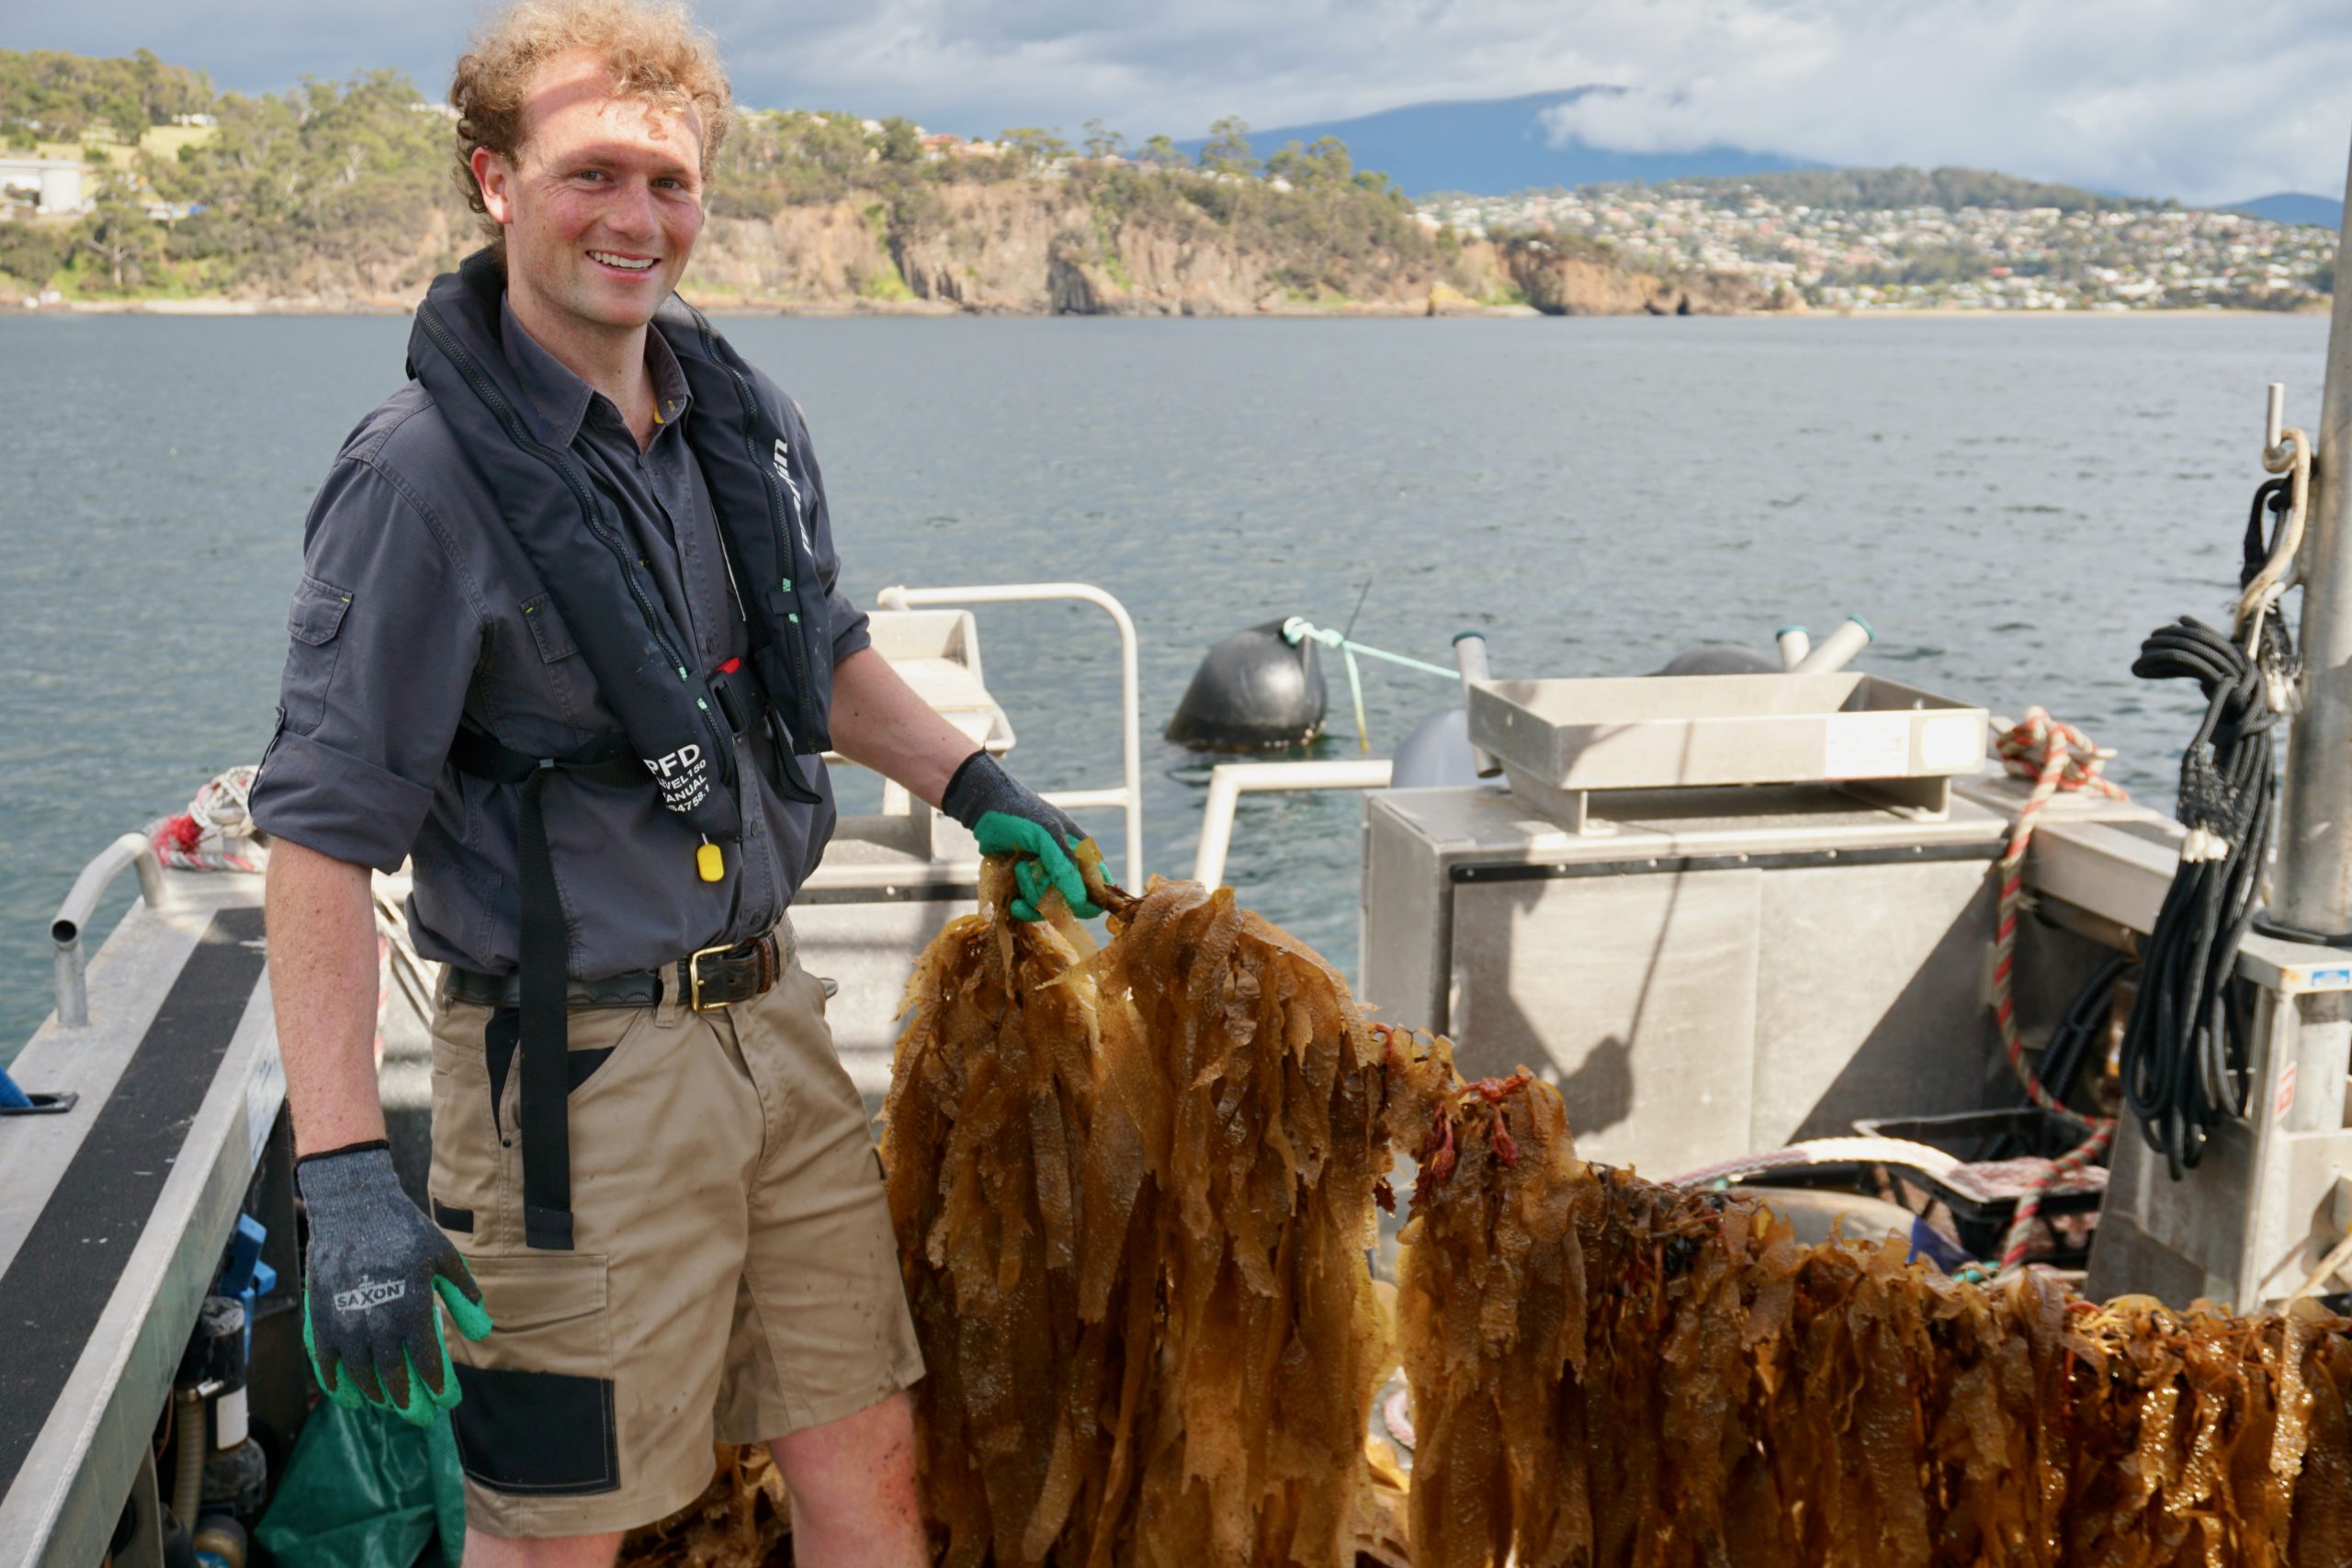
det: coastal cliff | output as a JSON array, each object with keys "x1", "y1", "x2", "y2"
[
  {"x1": 0, "y1": 53, "x2": 1793, "y2": 319},
  {"x1": 14, "y1": 177, "x2": 1792, "y2": 319},
  {"x1": 677, "y1": 184, "x2": 1790, "y2": 318}
]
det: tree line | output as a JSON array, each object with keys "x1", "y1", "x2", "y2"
[
  {"x1": 1, "y1": 48, "x2": 1435, "y2": 302},
  {"x1": 2, "y1": 48, "x2": 212, "y2": 144}
]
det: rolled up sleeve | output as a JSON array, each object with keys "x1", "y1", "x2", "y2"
[
  {"x1": 248, "y1": 459, "x2": 484, "y2": 872},
  {"x1": 780, "y1": 396, "x2": 871, "y2": 664}
]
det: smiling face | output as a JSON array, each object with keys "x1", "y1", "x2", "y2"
[{"x1": 470, "y1": 49, "x2": 705, "y2": 344}]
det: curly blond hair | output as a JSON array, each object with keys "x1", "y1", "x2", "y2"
[{"x1": 450, "y1": 0, "x2": 731, "y2": 244}]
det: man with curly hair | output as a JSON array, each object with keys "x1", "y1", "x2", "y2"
[{"x1": 248, "y1": 2, "x2": 1090, "y2": 1561}]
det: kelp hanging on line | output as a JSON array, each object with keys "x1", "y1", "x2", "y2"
[
  {"x1": 883, "y1": 855, "x2": 1397, "y2": 1568},
  {"x1": 880, "y1": 865, "x2": 2352, "y2": 1568},
  {"x1": 1395, "y1": 1042, "x2": 2352, "y2": 1568}
]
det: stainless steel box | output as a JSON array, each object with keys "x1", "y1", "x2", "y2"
[{"x1": 1358, "y1": 775, "x2": 2126, "y2": 1182}]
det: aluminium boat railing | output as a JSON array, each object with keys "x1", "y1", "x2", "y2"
[
  {"x1": 51, "y1": 832, "x2": 167, "y2": 1029},
  {"x1": 1191, "y1": 759, "x2": 1394, "y2": 888},
  {"x1": 876, "y1": 581, "x2": 1145, "y2": 885}
]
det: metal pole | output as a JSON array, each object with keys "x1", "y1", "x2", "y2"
[
  {"x1": 50, "y1": 831, "x2": 167, "y2": 1028},
  {"x1": 1453, "y1": 632, "x2": 1502, "y2": 777},
  {"x1": 1191, "y1": 759, "x2": 1393, "y2": 887},
  {"x1": 2272, "y1": 143, "x2": 2352, "y2": 939},
  {"x1": 876, "y1": 582, "x2": 1145, "y2": 886}
]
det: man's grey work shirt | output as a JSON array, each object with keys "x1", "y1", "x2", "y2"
[{"x1": 248, "y1": 301, "x2": 871, "y2": 978}]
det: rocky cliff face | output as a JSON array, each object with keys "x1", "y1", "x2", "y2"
[
  {"x1": 1499, "y1": 243, "x2": 1786, "y2": 317},
  {"x1": 174, "y1": 181, "x2": 1790, "y2": 319},
  {"x1": 687, "y1": 185, "x2": 1792, "y2": 319}
]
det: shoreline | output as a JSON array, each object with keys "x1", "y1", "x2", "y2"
[{"x1": 0, "y1": 295, "x2": 2324, "y2": 321}]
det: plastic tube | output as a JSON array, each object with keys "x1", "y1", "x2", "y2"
[
  {"x1": 1792, "y1": 615, "x2": 1874, "y2": 674},
  {"x1": 1453, "y1": 632, "x2": 1501, "y2": 777},
  {"x1": 1776, "y1": 626, "x2": 1811, "y2": 670}
]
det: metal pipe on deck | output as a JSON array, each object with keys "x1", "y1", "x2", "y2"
[
  {"x1": 51, "y1": 832, "x2": 166, "y2": 1028},
  {"x1": 2272, "y1": 152, "x2": 2352, "y2": 939},
  {"x1": 1192, "y1": 760, "x2": 1393, "y2": 887}
]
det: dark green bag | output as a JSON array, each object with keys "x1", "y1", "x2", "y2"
[{"x1": 253, "y1": 1404, "x2": 465, "y2": 1568}]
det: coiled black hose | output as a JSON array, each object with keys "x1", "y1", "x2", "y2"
[
  {"x1": 2118, "y1": 479, "x2": 2292, "y2": 1179},
  {"x1": 2036, "y1": 953, "x2": 2128, "y2": 1117}
]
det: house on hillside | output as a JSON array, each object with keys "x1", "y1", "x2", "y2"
[{"x1": 0, "y1": 156, "x2": 86, "y2": 215}]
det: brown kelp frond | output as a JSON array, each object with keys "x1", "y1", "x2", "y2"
[
  {"x1": 1398, "y1": 1069, "x2": 2352, "y2": 1568},
  {"x1": 885, "y1": 866, "x2": 1398, "y2": 1568},
  {"x1": 617, "y1": 1446, "x2": 792, "y2": 1568},
  {"x1": 886, "y1": 867, "x2": 2352, "y2": 1568}
]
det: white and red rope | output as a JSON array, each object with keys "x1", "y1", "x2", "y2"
[{"x1": 1990, "y1": 708, "x2": 2125, "y2": 1272}]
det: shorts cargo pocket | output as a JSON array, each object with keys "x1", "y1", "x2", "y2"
[
  {"x1": 428, "y1": 1011, "x2": 503, "y2": 1240},
  {"x1": 452, "y1": 1253, "x2": 617, "y2": 1496},
  {"x1": 280, "y1": 574, "x2": 352, "y2": 734}
]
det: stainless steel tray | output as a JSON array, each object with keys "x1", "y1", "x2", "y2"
[{"x1": 1465, "y1": 673, "x2": 1988, "y2": 829}]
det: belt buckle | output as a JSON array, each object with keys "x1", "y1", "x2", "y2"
[{"x1": 687, "y1": 942, "x2": 736, "y2": 1012}]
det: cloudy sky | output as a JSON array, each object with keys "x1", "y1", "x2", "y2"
[{"x1": 23, "y1": 0, "x2": 2352, "y2": 204}]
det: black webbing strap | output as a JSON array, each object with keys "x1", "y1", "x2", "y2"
[{"x1": 447, "y1": 724, "x2": 640, "y2": 1251}]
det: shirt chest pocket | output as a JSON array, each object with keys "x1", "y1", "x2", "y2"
[
  {"x1": 490, "y1": 593, "x2": 600, "y2": 729},
  {"x1": 280, "y1": 574, "x2": 353, "y2": 734}
]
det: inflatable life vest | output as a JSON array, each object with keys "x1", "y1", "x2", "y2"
[{"x1": 406, "y1": 247, "x2": 838, "y2": 840}]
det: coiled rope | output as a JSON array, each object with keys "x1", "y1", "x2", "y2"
[
  {"x1": 145, "y1": 764, "x2": 265, "y2": 872},
  {"x1": 1989, "y1": 708, "x2": 2127, "y2": 1272}
]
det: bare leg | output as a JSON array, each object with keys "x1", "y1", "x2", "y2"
[
  {"x1": 463, "y1": 1529, "x2": 622, "y2": 1568},
  {"x1": 765, "y1": 1390, "x2": 926, "y2": 1568}
]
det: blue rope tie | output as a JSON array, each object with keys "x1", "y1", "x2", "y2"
[{"x1": 1282, "y1": 616, "x2": 1459, "y2": 751}]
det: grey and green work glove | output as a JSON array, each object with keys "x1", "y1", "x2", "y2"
[
  {"x1": 942, "y1": 750, "x2": 1100, "y2": 921},
  {"x1": 296, "y1": 1142, "x2": 493, "y2": 1426}
]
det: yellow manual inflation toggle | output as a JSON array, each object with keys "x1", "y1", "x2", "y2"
[{"x1": 696, "y1": 840, "x2": 723, "y2": 883}]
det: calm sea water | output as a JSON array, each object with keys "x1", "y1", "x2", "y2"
[{"x1": 0, "y1": 310, "x2": 2329, "y2": 1056}]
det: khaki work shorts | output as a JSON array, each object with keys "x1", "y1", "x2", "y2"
[{"x1": 425, "y1": 956, "x2": 924, "y2": 1539}]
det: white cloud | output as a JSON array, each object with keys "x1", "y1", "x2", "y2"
[
  {"x1": 696, "y1": 0, "x2": 1616, "y2": 139},
  {"x1": 1535, "y1": 0, "x2": 2352, "y2": 204}
]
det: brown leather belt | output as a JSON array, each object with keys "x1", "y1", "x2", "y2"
[{"x1": 444, "y1": 929, "x2": 787, "y2": 1013}]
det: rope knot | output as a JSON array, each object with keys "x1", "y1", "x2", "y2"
[{"x1": 1995, "y1": 706, "x2": 2127, "y2": 801}]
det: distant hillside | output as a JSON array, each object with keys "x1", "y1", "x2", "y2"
[
  {"x1": 2229, "y1": 193, "x2": 2341, "y2": 229},
  {"x1": 1175, "y1": 90, "x2": 1806, "y2": 197},
  {"x1": 0, "y1": 49, "x2": 1791, "y2": 318},
  {"x1": 1623, "y1": 165, "x2": 2163, "y2": 214}
]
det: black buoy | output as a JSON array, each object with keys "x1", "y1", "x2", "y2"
[
  {"x1": 1165, "y1": 620, "x2": 1329, "y2": 750},
  {"x1": 1649, "y1": 643, "x2": 1781, "y2": 676}
]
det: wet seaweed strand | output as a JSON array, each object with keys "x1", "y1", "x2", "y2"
[
  {"x1": 882, "y1": 870, "x2": 2352, "y2": 1568},
  {"x1": 1395, "y1": 1044, "x2": 2352, "y2": 1568},
  {"x1": 882, "y1": 860, "x2": 1397, "y2": 1568}
]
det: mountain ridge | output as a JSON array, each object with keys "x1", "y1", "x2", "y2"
[
  {"x1": 2228, "y1": 193, "x2": 2342, "y2": 229},
  {"x1": 1172, "y1": 90, "x2": 2345, "y2": 224},
  {"x1": 1173, "y1": 89, "x2": 1807, "y2": 197}
]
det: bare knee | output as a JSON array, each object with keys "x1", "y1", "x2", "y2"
[
  {"x1": 462, "y1": 1527, "x2": 622, "y2": 1568},
  {"x1": 767, "y1": 1391, "x2": 925, "y2": 1567}
]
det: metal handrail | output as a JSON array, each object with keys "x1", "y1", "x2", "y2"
[
  {"x1": 51, "y1": 832, "x2": 167, "y2": 1028},
  {"x1": 876, "y1": 582, "x2": 1145, "y2": 885},
  {"x1": 1193, "y1": 760, "x2": 1394, "y2": 887}
]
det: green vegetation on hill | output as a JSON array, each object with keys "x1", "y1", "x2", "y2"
[
  {"x1": 146, "y1": 71, "x2": 456, "y2": 295},
  {"x1": 0, "y1": 48, "x2": 1453, "y2": 307},
  {"x1": 1647, "y1": 164, "x2": 2164, "y2": 215},
  {"x1": 708, "y1": 107, "x2": 1438, "y2": 298},
  {"x1": 2, "y1": 50, "x2": 460, "y2": 297},
  {"x1": 0, "y1": 48, "x2": 211, "y2": 144}
]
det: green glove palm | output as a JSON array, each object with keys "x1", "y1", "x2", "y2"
[
  {"x1": 298, "y1": 1145, "x2": 495, "y2": 1427},
  {"x1": 943, "y1": 750, "x2": 1102, "y2": 922},
  {"x1": 975, "y1": 812, "x2": 1102, "y2": 921}
]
